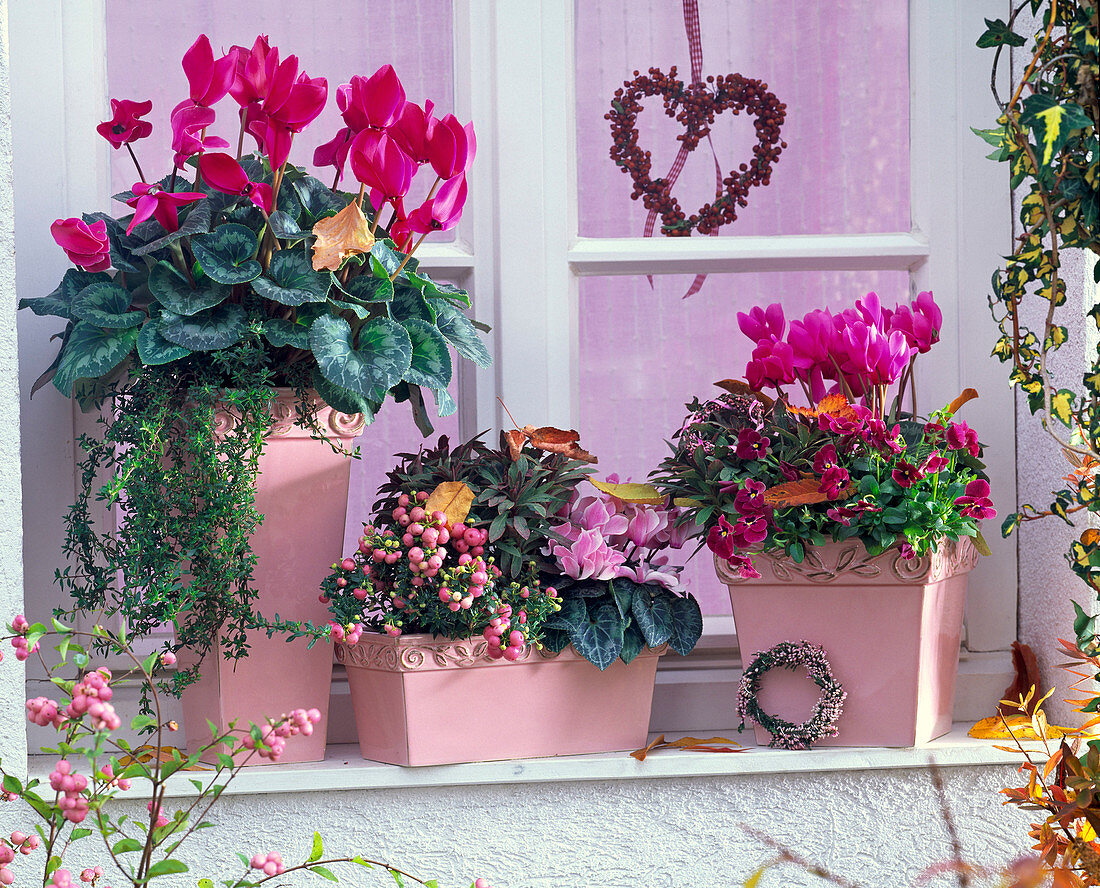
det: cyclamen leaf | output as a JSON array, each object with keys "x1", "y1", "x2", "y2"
[
  {"x1": 310, "y1": 314, "x2": 412, "y2": 400},
  {"x1": 401, "y1": 318, "x2": 452, "y2": 389},
  {"x1": 311, "y1": 367, "x2": 375, "y2": 422},
  {"x1": 158, "y1": 304, "x2": 248, "y2": 351},
  {"x1": 619, "y1": 620, "x2": 646, "y2": 664},
  {"x1": 70, "y1": 282, "x2": 143, "y2": 328},
  {"x1": 347, "y1": 272, "x2": 394, "y2": 303},
  {"x1": 21, "y1": 269, "x2": 111, "y2": 320},
  {"x1": 252, "y1": 250, "x2": 331, "y2": 306},
  {"x1": 263, "y1": 318, "x2": 311, "y2": 350},
  {"x1": 568, "y1": 603, "x2": 625, "y2": 670},
  {"x1": 190, "y1": 223, "x2": 261, "y2": 285},
  {"x1": 631, "y1": 586, "x2": 674, "y2": 646},
  {"x1": 434, "y1": 301, "x2": 491, "y2": 368},
  {"x1": 53, "y1": 322, "x2": 139, "y2": 396},
  {"x1": 667, "y1": 595, "x2": 703, "y2": 656},
  {"x1": 130, "y1": 199, "x2": 213, "y2": 257},
  {"x1": 148, "y1": 261, "x2": 229, "y2": 316}
]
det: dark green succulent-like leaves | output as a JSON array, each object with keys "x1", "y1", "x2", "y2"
[
  {"x1": 70, "y1": 282, "x2": 144, "y2": 329},
  {"x1": 21, "y1": 269, "x2": 112, "y2": 320},
  {"x1": 310, "y1": 314, "x2": 412, "y2": 401},
  {"x1": 190, "y1": 223, "x2": 261, "y2": 285},
  {"x1": 401, "y1": 318, "x2": 452, "y2": 389},
  {"x1": 149, "y1": 261, "x2": 229, "y2": 316},
  {"x1": 158, "y1": 304, "x2": 248, "y2": 351},
  {"x1": 434, "y1": 301, "x2": 491, "y2": 368},
  {"x1": 252, "y1": 250, "x2": 331, "y2": 306},
  {"x1": 137, "y1": 318, "x2": 191, "y2": 365},
  {"x1": 666, "y1": 595, "x2": 703, "y2": 656},
  {"x1": 53, "y1": 321, "x2": 140, "y2": 396}
]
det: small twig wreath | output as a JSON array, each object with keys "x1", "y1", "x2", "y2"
[
  {"x1": 606, "y1": 66, "x2": 787, "y2": 236},
  {"x1": 737, "y1": 640, "x2": 846, "y2": 750}
]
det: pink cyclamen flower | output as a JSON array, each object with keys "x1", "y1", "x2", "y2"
[
  {"x1": 405, "y1": 173, "x2": 468, "y2": 234},
  {"x1": 390, "y1": 99, "x2": 436, "y2": 164},
  {"x1": 838, "y1": 320, "x2": 914, "y2": 387},
  {"x1": 182, "y1": 35, "x2": 235, "y2": 107},
  {"x1": 227, "y1": 35, "x2": 276, "y2": 108},
  {"x1": 339, "y1": 67, "x2": 406, "y2": 132},
  {"x1": 745, "y1": 338, "x2": 796, "y2": 391},
  {"x1": 945, "y1": 421, "x2": 980, "y2": 458},
  {"x1": 737, "y1": 303, "x2": 785, "y2": 344},
  {"x1": 51, "y1": 218, "x2": 111, "y2": 272},
  {"x1": 97, "y1": 98, "x2": 153, "y2": 148},
  {"x1": 547, "y1": 525, "x2": 626, "y2": 581},
  {"x1": 954, "y1": 478, "x2": 996, "y2": 520},
  {"x1": 199, "y1": 153, "x2": 273, "y2": 214},
  {"x1": 425, "y1": 113, "x2": 473, "y2": 180},
  {"x1": 890, "y1": 291, "x2": 941, "y2": 354},
  {"x1": 125, "y1": 183, "x2": 206, "y2": 236},
  {"x1": 169, "y1": 102, "x2": 230, "y2": 167},
  {"x1": 313, "y1": 127, "x2": 354, "y2": 182},
  {"x1": 350, "y1": 130, "x2": 415, "y2": 202}
]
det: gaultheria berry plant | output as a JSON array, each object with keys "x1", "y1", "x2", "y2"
[
  {"x1": 652, "y1": 291, "x2": 993, "y2": 576},
  {"x1": 0, "y1": 617, "x2": 494, "y2": 888},
  {"x1": 18, "y1": 34, "x2": 491, "y2": 688}
]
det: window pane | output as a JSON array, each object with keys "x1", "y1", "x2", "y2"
[
  {"x1": 578, "y1": 270, "x2": 911, "y2": 613},
  {"x1": 575, "y1": 0, "x2": 909, "y2": 237},
  {"x1": 105, "y1": 1, "x2": 456, "y2": 239}
]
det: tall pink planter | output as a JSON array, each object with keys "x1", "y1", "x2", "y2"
[
  {"x1": 336, "y1": 634, "x2": 662, "y2": 766},
  {"x1": 182, "y1": 392, "x2": 365, "y2": 764},
  {"x1": 715, "y1": 538, "x2": 979, "y2": 747}
]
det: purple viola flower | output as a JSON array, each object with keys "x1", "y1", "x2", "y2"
[
  {"x1": 819, "y1": 465, "x2": 850, "y2": 500},
  {"x1": 812, "y1": 444, "x2": 838, "y2": 475},
  {"x1": 945, "y1": 421, "x2": 980, "y2": 458},
  {"x1": 733, "y1": 478, "x2": 772, "y2": 521},
  {"x1": 862, "y1": 419, "x2": 905, "y2": 455},
  {"x1": 737, "y1": 303, "x2": 785, "y2": 344},
  {"x1": 890, "y1": 460, "x2": 924, "y2": 489},
  {"x1": 921, "y1": 451, "x2": 949, "y2": 474},
  {"x1": 726, "y1": 553, "x2": 761, "y2": 579},
  {"x1": 706, "y1": 515, "x2": 738, "y2": 561},
  {"x1": 731, "y1": 516, "x2": 769, "y2": 548},
  {"x1": 898, "y1": 542, "x2": 917, "y2": 560},
  {"x1": 954, "y1": 479, "x2": 996, "y2": 520},
  {"x1": 735, "y1": 427, "x2": 771, "y2": 461}
]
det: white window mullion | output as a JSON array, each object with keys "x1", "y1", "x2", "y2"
[{"x1": 491, "y1": 0, "x2": 578, "y2": 430}]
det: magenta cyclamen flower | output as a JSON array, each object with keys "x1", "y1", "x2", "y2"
[
  {"x1": 97, "y1": 98, "x2": 153, "y2": 149},
  {"x1": 737, "y1": 303, "x2": 785, "y2": 344},
  {"x1": 182, "y1": 34, "x2": 236, "y2": 107},
  {"x1": 735, "y1": 427, "x2": 770, "y2": 461},
  {"x1": 199, "y1": 153, "x2": 273, "y2": 214},
  {"x1": 341, "y1": 66, "x2": 407, "y2": 131},
  {"x1": 406, "y1": 174, "x2": 468, "y2": 234},
  {"x1": 170, "y1": 103, "x2": 229, "y2": 167},
  {"x1": 891, "y1": 291, "x2": 941, "y2": 354},
  {"x1": 838, "y1": 320, "x2": 914, "y2": 387},
  {"x1": 945, "y1": 421, "x2": 980, "y2": 458},
  {"x1": 954, "y1": 478, "x2": 996, "y2": 520},
  {"x1": 124, "y1": 182, "x2": 206, "y2": 235},
  {"x1": 425, "y1": 113, "x2": 474, "y2": 180},
  {"x1": 746, "y1": 338, "x2": 796, "y2": 391},
  {"x1": 391, "y1": 99, "x2": 436, "y2": 164},
  {"x1": 51, "y1": 218, "x2": 111, "y2": 272},
  {"x1": 350, "y1": 130, "x2": 415, "y2": 202}
]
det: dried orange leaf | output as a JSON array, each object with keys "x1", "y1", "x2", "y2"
[
  {"x1": 946, "y1": 387, "x2": 979, "y2": 417},
  {"x1": 967, "y1": 714, "x2": 1077, "y2": 740},
  {"x1": 424, "y1": 481, "x2": 475, "y2": 528},
  {"x1": 589, "y1": 480, "x2": 663, "y2": 504},
  {"x1": 115, "y1": 745, "x2": 210, "y2": 770},
  {"x1": 787, "y1": 393, "x2": 857, "y2": 424},
  {"x1": 504, "y1": 429, "x2": 526, "y2": 461},
  {"x1": 763, "y1": 477, "x2": 843, "y2": 507},
  {"x1": 713, "y1": 379, "x2": 774, "y2": 409},
  {"x1": 523, "y1": 425, "x2": 597, "y2": 463},
  {"x1": 311, "y1": 202, "x2": 375, "y2": 271},
  {"x1": 630, "y1": 734, "x2": 744, "y2": 761}
]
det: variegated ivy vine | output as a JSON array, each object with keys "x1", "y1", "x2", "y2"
[{"x1": 976, "y1": 1, "x2": 1099, "y2": 639}]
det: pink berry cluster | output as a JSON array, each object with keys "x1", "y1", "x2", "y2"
[
  {"x1": 49, "y1": 760, "x2": 90, "y2": 823},
  {"x1": 324, "y1": 489, "x2": 561, "y2": 649},
  {"x1": 79, "y1": 866, "x2": 104, "y2": 884},
  {"x1": 249, "y1": 851, "x2": 285, "y2": 876},
  {"x1": 147, "y1": 800, "x2": 169, "y2": 829},
  {"x1": 49, "y1": 868, "x2": 76, "y2": 888},
  {"x1": 9, "y1": 615, "x2": 37, "y2": 661},
  {"x1": 1, "y1": 831, "x2": 40, "y2": 886},
  {"x1": 241, "y1": 708, "x2": 322, "y2": 762},
  {"x1": 67, "y1": 668, "x2": 120, "y2": 732}
]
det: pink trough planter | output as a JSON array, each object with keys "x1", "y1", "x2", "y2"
[
  {"x1": 715, "y1": 538, "x2": 979, "y2": 747},
  {"x1": 181, "y1": 392, "x2": 366, "y2": 764},
  {"x1": 336, "y1": 633, "x2": 662, "y2": 766}
]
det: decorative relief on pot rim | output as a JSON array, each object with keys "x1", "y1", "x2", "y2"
[
  {"x1": 716, "y1": 537, "x2": 979, "y2": 586},
  {"x1": 213, "y1": 390, "x2": 366, "y2": 440},
  {"x1": 335, "y1": 636, "x2": 667, "y2": 672}
]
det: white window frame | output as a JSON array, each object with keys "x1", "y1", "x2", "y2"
[{"x1": 13, "y1": 0, "x2": 1016, "y2": 732}]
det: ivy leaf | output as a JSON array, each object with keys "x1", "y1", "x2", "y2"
[
  {"x1": 53, "y1": 322, "x2": 139, "y2": 396},
  {"x1": 70, "y1": 282, "x2": 144, "y2": 328},
  {"x1": 310, "y1": 314, "x2": 412, "y2": 400},
  {"x1": 1019, "y1": 94, "x2": 1095, "y2": 167},
  {"x1": 148, "y1": 261, "x2": 229, "y2": 316},
  {"x1": 158, "y1": 304, "x2": 248, "y2": 351},
  {"x1": 568, "y1": 602, "x2": 624, "y2": 670},
  {"x1": 434, "y1": 302, "x2": 491, "y2": 368},
  {"x1": 190, "y1": 224, "x2": 262, "y2": 285},
  {"x1": 401, "y1": 318, "x2": 452, "y2": 389},
  {"x1": 1050, "y1": 389, "x2": 1076, "y2": 426},
  {"x1": 252, "y1": 250, "x2": 331, "y2": 305},
  {"x1": 667, "y1": 595, "x2": 703, "y2": 656},
  {"x1": 630, "y1": 585, "x2": 674, "y2": 646},
  {"x1": 976, "y1": 17, "x2": 1026, "y2": 48}
]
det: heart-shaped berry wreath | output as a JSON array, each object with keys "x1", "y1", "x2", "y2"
[{"x1": 607, "y1": 66, "x2": 787, "y2": 236}]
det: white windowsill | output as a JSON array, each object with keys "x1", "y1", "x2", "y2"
[{"x1": 28, "y1": 724, "x2": 1023, "y2": 799}]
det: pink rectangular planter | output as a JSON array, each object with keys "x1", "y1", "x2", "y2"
[
  {"x1": 181, "y1": 394, "x2": 366, "y2": 764},
  {"x1": 715, "y1": 538, "x2": 978, "y2": 747},
  {"x1": 336, "y1": 634, "x2": 662, "y2": 766}
]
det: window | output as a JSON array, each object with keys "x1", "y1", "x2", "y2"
[{"x1": 12, "y1": 0, "x2": 1015, "y2": 734}]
